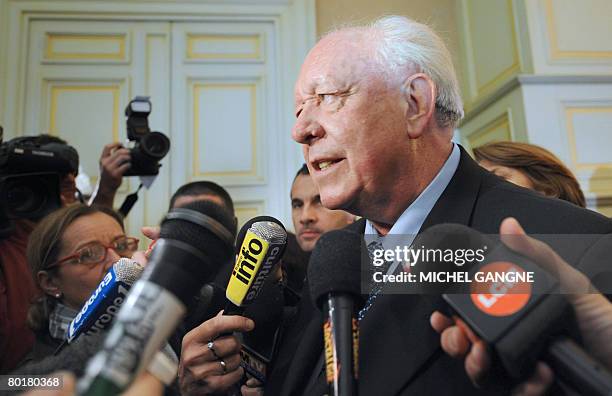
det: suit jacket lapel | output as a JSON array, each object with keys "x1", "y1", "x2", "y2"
[{"x1": 359, "y1": 147, "x2": 484, "y2": 395}]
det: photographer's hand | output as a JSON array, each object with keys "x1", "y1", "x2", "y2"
[{"x1": 89, "y1": 142, "x2": 131, "y2": 208}]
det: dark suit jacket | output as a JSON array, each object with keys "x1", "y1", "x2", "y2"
[{"x1": 266, "y1": 147, "x2": 612, "y2": 396}]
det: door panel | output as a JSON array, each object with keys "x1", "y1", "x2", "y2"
[
  {"x1": 171, "y1": 21, "x2": 286, "y2": 228},
  {"x1": 22, "y1": 17, "x2": 294, "y2": 235},
  {"x1": 25, "y1": 20, "x2": 170, "y2": 237}
]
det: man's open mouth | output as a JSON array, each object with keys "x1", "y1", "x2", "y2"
[{"x1": 314, "y1": 158, "x2": 342, "y2": 171}]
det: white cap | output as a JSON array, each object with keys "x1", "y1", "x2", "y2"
[{"x1": 75, "y1": 165, "x2": 93, "y2": 196}]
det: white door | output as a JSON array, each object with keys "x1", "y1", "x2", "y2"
[
  {"x1": 11, "y1": 1, "x2": 313, "y2": 235},
  {"x1": 170, "y1": 21, "x2": 289, "y2": 228},
  {"x1": 24, "y1": 20, "x2": 171, "y2": 238}
]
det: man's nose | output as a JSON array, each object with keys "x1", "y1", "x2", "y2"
[
  {"x1": 300, "y1": 205, "x2": 317, "y2": 225},
  {"x1": 292, "y1": 106, "x2": 324, "y2": 144}
]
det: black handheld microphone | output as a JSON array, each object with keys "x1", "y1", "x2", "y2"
[
  {"x1": 223, "y1": 216, "x2": 287, "y2": 384},
  {"x1": 224, "y1": 216, "x2": 287, "y2": 314},
  {"x1": 77, "y1": 200, "x2": 235, "y2": 395},
  {"x1": 415, "y1": 224, "x2": 612, "y2": 396},
  {"x1": 237, "y1": 275, "x2": 285, "y2": 385},
  {"x1": 308, "y1": 229, "x2": 365, "y2": 396}
]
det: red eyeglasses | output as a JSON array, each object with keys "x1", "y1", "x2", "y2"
[{"x1": 46, "y1": 236, "x2": 139, "y2": 270}]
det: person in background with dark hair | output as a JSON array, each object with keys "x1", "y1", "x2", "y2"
[
  {"x1": 0, "y1": 135, "x2": 128, "y2": 372},
  {"x1": 13, "y1": 134, "x2": 79, "y2": 206},
  {"x1": 136, "y1": 181, "x2": 256, "y2": 395},
  {"x1": 169, "y1": 180, "x2": 238, "y2": 237},
  {"x1": 237, "y1": 165, "x2": 357, "y2": 395},
  {"x1": 473, "y1": 141, "x2": 586, "y2": 208},
  {"x1": 291, "y1": 164, "x2": 355, "y2": 253},
  {"x1": 169, "y1": 180, "x2": 235, "y2": 213},
  {"x1": 141, "y1": 180, "x2": 238, "y2": 242},
  {"x1": 20, "y1": 204, "x2": 137, "y2": 363},
  {"x1": 285, "y1": 164, "x2": 354, "y2": 293},
  {"x1": 156, "y1": 181, "x2": 241, "y2": 361}
]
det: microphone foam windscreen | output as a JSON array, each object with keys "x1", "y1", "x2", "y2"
[
  {"x1": 308, "y1": 229, "x2": 365, "y2": 310},
  {"x1": 236, "y1": 216, "x2": 286, "y2": 253},
  {"x1": 113, "y1": 258, "x2": 144, "y2": 284},
  {"x1": 160, "y1": 199, "x2": 235, "y2": 263}
]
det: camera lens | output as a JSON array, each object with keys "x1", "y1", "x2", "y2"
[
  {"x1": 0, "y1": 173, "x2": 61, "y2": 220},
  {"x1": 6, "y1": 179, "x2": 48, "y2": 215},
  {"x1": 140, "y1": 132, "x2": 170, "y2": 160}
]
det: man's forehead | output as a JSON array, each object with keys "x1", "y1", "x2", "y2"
[{"x1": 295, "y1": 31, "x2": 373, "y2": 95}]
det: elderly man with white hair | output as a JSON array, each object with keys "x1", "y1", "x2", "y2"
[{"x1": 261, "y1": 15, "x2": 612, "y2": 396}]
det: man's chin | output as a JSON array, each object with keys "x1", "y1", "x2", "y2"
[
  {"x1": 298, "y1": 239, "x2": 317, "y2": 252},
  {"x1": 319, "y1": 189, "x2": 354, "y2": 211}
]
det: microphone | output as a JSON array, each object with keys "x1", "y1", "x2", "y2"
[
  {"x1": 225, "y1": 216, "x2": 287, "y2": 314},
  {"x1": 66, "y1": 258, "x2": 144, "y2": 343},
  {"x1": 414, "y1": 224, "x2": 612, "y2": 395},
  {"x1": 239, "y1": 272, "x2": 285, "y2": 385},
  {"x1": 224, "y1": 216, "x2": 287, "y2": 384},
  {"x1": 77, "y1": 200, "x2": 235, "y2": 395},
  {"x1": 16, "y1": 328, "x2": 178, "y2": 387},
  {"x1": 308, "y1": 229, "x2": 365, "y2": 396}
]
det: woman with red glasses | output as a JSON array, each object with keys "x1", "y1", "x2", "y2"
[{"x1": 21, "y1": 204, "x2": 138, "y2": 363}]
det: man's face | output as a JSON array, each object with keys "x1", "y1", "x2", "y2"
[
  {"x1": 291, "y1": 31, "x2": 410, "y2": 214},
  {"x1": 291, "y1": 173, "x2": 354, "y2": 252}
]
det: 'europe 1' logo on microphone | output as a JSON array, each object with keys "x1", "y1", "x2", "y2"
[{"x1": 67, "y1": 268, "x2": 131, "y2": 342}]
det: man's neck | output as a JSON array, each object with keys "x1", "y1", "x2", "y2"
[{"x1": 365, "y1": 141, "x2": 454, "y2": 236}]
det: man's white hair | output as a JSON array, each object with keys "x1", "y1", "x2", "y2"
[{"x1": 365, "y1": 16, "x2": 464, "y2": 128}]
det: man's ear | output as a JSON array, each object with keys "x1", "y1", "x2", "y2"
[
  {"x1": 401, "y1": 73, "x2": 436, "y2": 139},
  {"x1": 37, "y1": 270, "x2": 61, "y2": 298}
]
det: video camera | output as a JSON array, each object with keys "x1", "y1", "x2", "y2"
[
  {"x1": 124, "y1": 96, "x2": 170, "y2": 176},
  {"x1": 0, "y1": 132, "x2": 79, "y2": 236}
]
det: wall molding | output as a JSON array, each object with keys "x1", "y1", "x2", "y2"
[
  {"x1": 463, "y1": 74, "x2": 612, "y2": 124},
  {"x1": 45, "y1": 33, "x2": 127, "y2": 62},
  {"x1": 564, "y1": 105, "x2": 612, "y2": 170},
  {"x1": 186, "y1": 33, "x2": 262, "y2": 61},
  {"x1": 462, "y1": 76, "x2": 520, "y2": 124},
  {"x1": 465, "y1": 109, "x2": 514, "y2": 150},
  {"x1": 518, "y1": 74, "x2": 612, "y2": 84},
  {"x1": 544, "y1": 0, "x2": 612, "y2": 61},
  {"x1": 192, "y1": 81, "x2": 259, "y2": 180}
]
